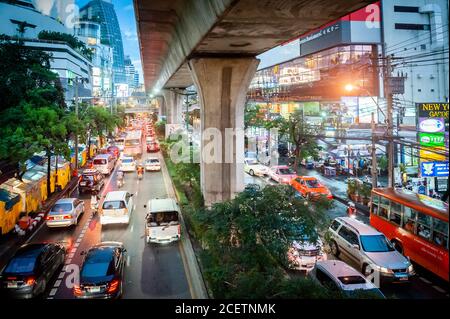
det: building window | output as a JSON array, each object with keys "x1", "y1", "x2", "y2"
[
  {"x1": 395, "y1": 24, "x2": 430, "y2": 30},
  {"x1": 394, "y1": 6, "x2": 419, "y2": 13}
]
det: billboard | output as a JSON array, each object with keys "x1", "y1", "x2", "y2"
[
  {"x1": 419, "y1": 133, "x2": 445, "y2": 147},
  {"x1": 419, "y1": 147, "x2": 447, "y2": 162},
  {"x1": 297, "y1": 2, "x2": 381, "y2": 57},
  {"x1": 417, "y1": 102, "x2": 449, "y2": 118},
  {"x1": 418, "y1": 117, "x2": 445, "y2": 133},
  {"x1": 420, "y1": 162, "x2": 449, "y2": 177}
]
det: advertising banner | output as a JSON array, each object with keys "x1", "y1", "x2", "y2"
[
  {"x1": 419, "y1": 132, "x2": 445, "y2": 147},
  {"x1": 418, "y1": 117, "x2": 445, "y2": 133},
  {"x1": 419, "y1": 147, "x2": 447, "y2": 161},
  {"x1": 420, "y1": 162, "x2": 449, "y2": 177}
]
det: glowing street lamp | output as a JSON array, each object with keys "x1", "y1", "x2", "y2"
[{"x1": 344, "y1": 83, "x2": 354, "y2": 92}]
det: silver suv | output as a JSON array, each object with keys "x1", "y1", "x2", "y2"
[{"x1": 328, "y1": 217, "x2": 415, "y2": 285}]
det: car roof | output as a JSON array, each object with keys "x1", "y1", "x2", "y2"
[
  {"x1": 316, "y1": 260, "x2": 364, "y2": 279},
  {"x1": 104, "y1": 191, "x2": 128, "y2": 201},
  {"x1": 299, "y1": 176, "x2": 317, "y2": 180},
  {"x1": 147, "y1": 198, "x2": 179, "y2": 213},
  {"x1": 334, "y1": 217, "x2": 381, "y2": 236},
  {"x1": 54, "y1": 198, "x2": 76, "y2": 204},
  {"x1": 272, "y1": 165, "x2": 289, "y2": 169}
]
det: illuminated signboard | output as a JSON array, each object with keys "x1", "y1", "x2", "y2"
[
  {"x1": 420, "y1": 161, "x2": 449, "y2": 177},
  {"x1": 419, "y1": 147, "x2": 447, "y2": 161},
  {"x1": 419, "y1": 132, "x2": 445, "y2": 147},
  {"x1": 418, "y1": 117, "x2": 445, "y2": 133}
]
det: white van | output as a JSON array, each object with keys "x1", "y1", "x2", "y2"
[
  {"x1": 93, "y1": 154, "x2": 115, "y2": 175},
  {"x1": 144, "y1": 198, "x2": 181, "y2": 244},
  {"x1": 100, "y1": 191, "x2": 134, "y2": 225}
]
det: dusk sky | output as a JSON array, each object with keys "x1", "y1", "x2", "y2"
[{"x1": 76, "y1": 0, "x2": 143, "y2": 83}]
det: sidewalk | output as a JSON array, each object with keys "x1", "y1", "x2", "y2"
[{"x1": 0, "y1": 176, "x2": 79, "y2": 268}]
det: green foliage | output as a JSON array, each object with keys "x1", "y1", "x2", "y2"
[
  {"x1": 347, "y1": 178, "x2": 357, "y2": 195},
  {"x1": 191, "y1": 185, "x2": 331, "y2": 298},
  {"x1": 378, "y1": 155, "x2": 388, "y2": 171},
  {"x1": 360, "y1": 183, "x2": 372, "y2": 199},
  {"x1": 38, "y1": 31, "x2": 93, "y2": 61},
  {"x1": 155, "y1": 119, "x2": 166, "y2": 137},
  {"x1": 288, "y1": 109, "x2": 319, "y2": 168}
]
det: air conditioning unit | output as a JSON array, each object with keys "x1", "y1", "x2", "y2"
[
  {"x1": 430, "y1": 74, "x2": 435, "y2": 79},
  {"x1": 417, "y1": 74, "x2": 422, "y2": 79}
]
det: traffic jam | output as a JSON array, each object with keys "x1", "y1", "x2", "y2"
[{"x1": 0, "y1": 116, "x2": 184, "y2": 299}]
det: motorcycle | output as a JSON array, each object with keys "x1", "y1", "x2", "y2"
[
  {"x1": 137, "y1": 168, "x2": 144, "y2": 180},
  {"x1": 117, "y1": 178, "x2": 123, "y2": 188}
]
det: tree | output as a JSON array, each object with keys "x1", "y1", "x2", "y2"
[
  {"x1": 378, "y1": 155, "x2": 388, "y2": 173},
  {"x1": 191, "y1": 185, "x2": 329, "y2": 298},
  {"x1": 287, "y1": 109, "x2": 320, "y2": 171},
  {"x1": 22, "y1": 106, "x2": 70, "y2": 195}
]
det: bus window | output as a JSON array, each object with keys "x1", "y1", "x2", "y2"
[
  {"x1": 432, "y1": 219, "x2": 448, "y2": 250},
  {"x1": 389, "y1": 201, "x2": 402, "y2": 226},
  {"x1": 417, "y1": 212, "x2": 432, "y2": 241},
  {"x1": 371, "y1": 195, "x2": 379, "y2": 215},
  {"x1": 403, "y1": 207, "x2": 417, "y2": 233},
  {"x1": 379, "y1": 197, "x2": 389, "y2": 219}
]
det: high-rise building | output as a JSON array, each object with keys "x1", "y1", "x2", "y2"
[
  {"x1": 80, "y1": 0, "x2": 126, "y2": 85},
  {"x1": 124, "y1": 55, "x2": 136, "y2": 88}
]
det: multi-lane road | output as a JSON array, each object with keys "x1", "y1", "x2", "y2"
[
  {"x1": 17, "y1": 151, "x2": 203, "y2": 299},
  {"x1": 245, "y1": 172, "x2": 450, "y2": 299}
]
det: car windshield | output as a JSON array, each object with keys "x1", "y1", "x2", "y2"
[
  {"x1": 360, "y1": 235, "x2": 395, "y2": 252},
  {"x1": 51, "y1": 203, "x2": 72, "y2": 212},
  {"x1": 147, "y1": 211, "x2": 179, "y2": 225},
  {"x1": 246, "y1": 159, "x2": 258, "y2": 165},
  {"x1": 147, "y1": 159, "x2": 159, "y2": 164},
  {"x1": 4, "y1": 257, "x2": 36, "y2": 274},
  {"x1": 93, "y1": 159, "x2": 106, "y2": 165},
  {"x1": 305, "y1": 179, "x2": 321, "y2": 188},
  {"x1": 279, "y1": 168, "x2": 295, "y2": 175},
  {"x1": 102, "y1": 201, "x2": 126, "y2": 209},
  {"x1": 122, "y1": 158, "x2": 133, "y2": 164},
  {"x1": 338, "y1": 275, "x2": 367, "y2": 285}
]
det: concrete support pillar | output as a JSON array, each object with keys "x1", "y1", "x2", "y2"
[
  {"x1": 162, "y1": 89, "x2": 183, "y2": 124},
  {"x1": 189, "y1": 57, "x2": 259, "y2": 206}
]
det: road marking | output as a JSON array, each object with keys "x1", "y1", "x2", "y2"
[
  {"x1": 70, "y1": 248, "x2": 77, "y2": 253},
  {"x1": 49, "y1": 288, "x2": 58, "y2": 296},
  {"x1": 130, "y1": 224, "x2": 134, "y2": 232},
  {"x1": 47, "y1": 297, "x2": 54, "y2": 299},
  {"x1": 419, "y1": 276, "x2": 432, "y2": 284},
  {"x1": 127, "y1": 255, "x2": 130, "y2": 267},
  {"x1": 432, "y1": 285, "x2": 446, "y2": 294},
  {"x1": 76, "y1": 238, "x2": 82, "y2": 243},
  {"x1": 68, "y1": 253, "x2": 75, "y2": 259},
  {"x1": 65, "y1": 259, "x2": 72, "y2": 265},
  {"x1": 58, "y1": 272, "x2": 65, "y2": 280},
  {"x1": 74, "y1": 243, "x2": 80, "y2": 248},
  {"x1": 178, "y1": 240, "x2": 196, "y2": 299},
  {"x1": 54, "y1": 279, "x2": 62, "y2": 288}
]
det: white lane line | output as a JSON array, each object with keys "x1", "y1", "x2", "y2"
[
  {"x1": 47, "y1": 297, "x2": 54, "y2": 299},
  {"x1": 49, "y1": 288, "x2": 58, "y2": 296},
  {"x1": 65, "y1": 259, "x2": 72, "y2": 265},
  {"x1": 432, "y1": 285, "x2": 446, "y2": 293},
  {"x1": 53, "y1": 279, "x2": 62, "y2": 288},
  {"x1": 76, "y1": 238, "x2": 82, "y2": 243},
  {"x1": 74, "y1": 243, "x2": 80, "y2": 248},
  {"x1": 419, "y1": 276, "x2": 432, "y2": 284},
  {"x1": 130, "y1": 224, "x2": 134, "y2": 232},
  {"x1": 70, "y1": 248, "x2": 77, "y2": 253},
  {"x1": 68, "y1": 253, "x2": 75, "y2": 259},
  {"x1": 136, "y1": 191, "x2": 138, "y2": 196},
  {"x1": 58, "y1": 272, "x2": 65, "y2": 280},
  {"x1": 127, "y1": 255, "x2": 130, "y2": 267}
]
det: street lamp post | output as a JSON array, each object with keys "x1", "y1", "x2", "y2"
[{"x1": 73, "y1": 77, "x2": 88, "y2": 176}]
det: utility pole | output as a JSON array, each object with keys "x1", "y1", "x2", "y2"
[
  {"x1": 371, "y1": 112, "x2": 378, "y2": 188},
  {"x1": 74, "y1": 78, "x2": 79, "y2": 176},
  {"x1": 385, "y1": 55, "x2": 394, "y2": 188}
]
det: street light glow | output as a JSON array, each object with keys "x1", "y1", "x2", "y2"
[{"x1": 345, "y1": 84, "x2": 354, "y2": 92}]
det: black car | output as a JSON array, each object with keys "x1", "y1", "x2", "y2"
[
  {"x1": 0, "y1": 243, "x2": 66, "y2": 299},
  {"x1": 78, "y1": 169, "x2": 105, "y2": 194},
  {"x1": 74, "y1": 242, "x2": 126, "y2": 299}
]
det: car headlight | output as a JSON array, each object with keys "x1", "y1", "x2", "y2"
[
  {"x1": 375, "y1": 266, "x2": 393, "y2": 274},
  {"x1": 407, "y1": 264, "x2": 414, "y2": 273}
]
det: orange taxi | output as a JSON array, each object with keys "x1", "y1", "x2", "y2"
[{"x1": 290, "y1": 176, "x2": 332, "y2": 200}]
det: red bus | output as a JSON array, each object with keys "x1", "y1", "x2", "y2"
[{"x1": 370, "y1": 188, "x2": 449, "y2": 281}]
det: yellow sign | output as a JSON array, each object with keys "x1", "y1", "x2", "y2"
[{"x1": 419, "y1": 147, "x2": 447, "y2": 161}]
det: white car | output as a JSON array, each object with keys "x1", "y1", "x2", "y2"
[
  {"x1": 145, "y1": 157, "x2": 161, "y2": 171},
  {"x1": 328, "y1": 217, "x2": 415, "y2": 285},
  {"x1": 288, "y1": 236, "x2": 327, "y2": 272},
  {"x1": 119, "y1": 156, "x2": 136, "y2": 172},
  {"x1": 244, "y1": 158, "x2": 268, "y2": 177},
  {"x1": 46, "y1": 198, "x2": 85, "y2": 228},
  {"x1": 309, "y1": 260, "x2": 385, "y2": 298},
  {"x1": 100, "y1": 191, "x2": 134, "y2": 225}
]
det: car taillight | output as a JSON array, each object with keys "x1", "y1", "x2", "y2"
[
  {"x1": 7, "y1": 277, "x2": 17, "y2": 280},
  {"x1": 63, "y1": 215, "x2": 72, "y2": 219},
  {"x1": 25, "y1": 277, "x2": 36, "y2": 286},
  {"x1": 107, "y1": 279, "x2": 119, "y2": 293},
  {"x1": 178, "y1": 224, "x2": 181, "y2": 235},
  {"x1": 74, "y1": 285, "x2": 82, "y2": 296},
  {"x1": 46, "y1": 216, "x2": 54, "y2": 220}
]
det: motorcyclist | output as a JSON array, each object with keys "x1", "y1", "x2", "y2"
[
  {"x1": 347, "y1": 202, "x2": 357, "y2": 218},
  {"x1": 91, "y1": 191, "x2": 101, "y2": 216},
  {"x1": 117, "y1": 171, "x2": 124, "y2": 187},
  {"x1": 137, "y1": 163, "x2": 144, "y2": 178}
]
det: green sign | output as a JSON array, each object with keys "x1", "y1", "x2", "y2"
[{"x1": 419, "y1": 132, "x2": 445, "y2": 147}]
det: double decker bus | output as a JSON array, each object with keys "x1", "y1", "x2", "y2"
[
  {"x1": 123, "y1": 130, "x2": 144, "y2": 159},
  {"x1": 370, "y1": 188, "x2": 448, "y2": 281}
]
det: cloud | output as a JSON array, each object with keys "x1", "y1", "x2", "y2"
[{"x1": 122, "y1": 30, "x2": 138, "y2": 42}]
